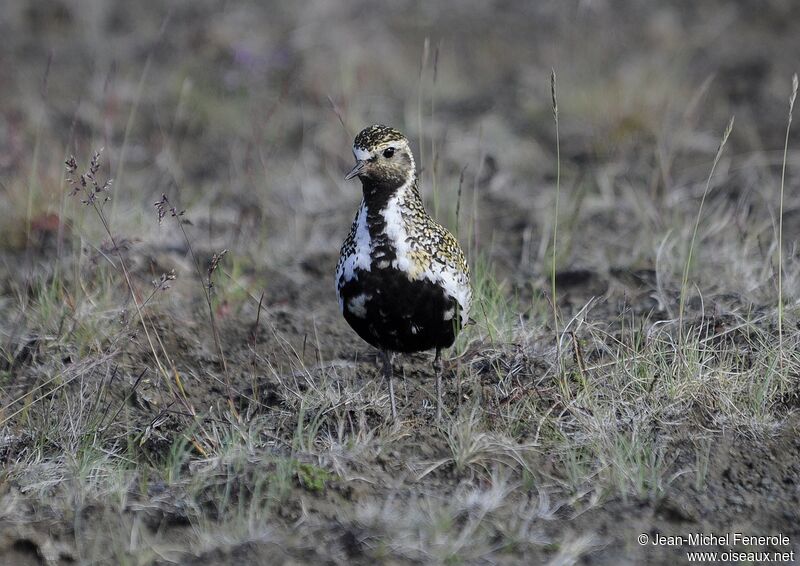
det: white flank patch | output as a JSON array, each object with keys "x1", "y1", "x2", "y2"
[
  {"x1": 382, "y1": 180, "x2": 472, "y2": 325},
  {"x1": 347, "y1": 293, "x2": 370, "y2": 318},
  {"x1": 336, "y1": 202, "x2": 372, "y2": 311},
  {"x1": 443, "y1": 307, "x2": 455, "y2": 321},
  {"x1": 353, "y1": 146, "x2": 371, "y2": 160}
]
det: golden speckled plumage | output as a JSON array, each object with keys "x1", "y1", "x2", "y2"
[
  {"x1": 353, "y1": 124, "x2": 407, "y2": 152},
  {"x1": 388, "y1": 178, "x2": 471, "y2": 293},
  {"x1": 336, "y1": 174, "x2": 472, "y2": 315}
]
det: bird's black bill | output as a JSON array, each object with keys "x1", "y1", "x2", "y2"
[{"x1": 344, "y1": 160, "x2": 367, "y2": 180}]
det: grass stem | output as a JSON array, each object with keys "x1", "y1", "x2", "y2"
[
  {"x1": 550, "y1": 69, "x2": 562, "y2": 349},
  {"x1": 678, "y1": 116, "x2": 734, "y2": 334},
  {"x1": 777, "y1": 73, "x2": 798, "y2": 354}
]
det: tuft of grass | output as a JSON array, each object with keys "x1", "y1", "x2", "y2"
[
  {"x1": 294, "y1": 461, "x2": 331, "y2": 493},
  {"x1": 462, "y1": 254, "x2": 519, "y2": 347}
]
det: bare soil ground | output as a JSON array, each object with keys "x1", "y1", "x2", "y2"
[{"x1": 1, "y1": 1, "x2": 800, "y2": 564}]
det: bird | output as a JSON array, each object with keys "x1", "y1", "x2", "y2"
[{"x1": 335, "y1": 124, "x2": 472, "y2": 421}]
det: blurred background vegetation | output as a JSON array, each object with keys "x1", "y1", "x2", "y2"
[{"x1": 3, "y1": 1, "x2": 798, "y2": 285}]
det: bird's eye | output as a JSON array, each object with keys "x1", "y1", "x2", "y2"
[{"x1": 382, "y1": 147, "x2": 395, "y2": 158}]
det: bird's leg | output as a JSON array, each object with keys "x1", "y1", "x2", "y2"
[
  {"x1": 433, "y1": 348, "x2": 443, "y2": 422},
  {"x1": 381, "y1": 350, "x2": 397, "y2": 420}
]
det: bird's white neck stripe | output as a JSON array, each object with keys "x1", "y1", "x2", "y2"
[
  {"x1": 381, "y1": 177, "x2": 413, "y2": 251},
  {"x1": 379, "y1": 177, "x2": 471, "y2": 325},
  {"x1": 381, "y1": 177, "x2": 419, "y2": 280}
]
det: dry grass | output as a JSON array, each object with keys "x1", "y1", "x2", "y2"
[{"x1": 1, "y1": 1, "x2": 799, "y2": 564}]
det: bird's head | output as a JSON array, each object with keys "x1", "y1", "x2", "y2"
[{"x1": 344, "y1": 125, "x2": 416, "y2": 189}]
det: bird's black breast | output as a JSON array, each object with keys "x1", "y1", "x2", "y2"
[{"x1": 339, "y1": 267, "x2": 460, "y2": 353}]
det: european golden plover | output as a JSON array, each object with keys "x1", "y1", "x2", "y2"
[{"x1": 335, "y1": 125, "x2": 472, "y2": 420}]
